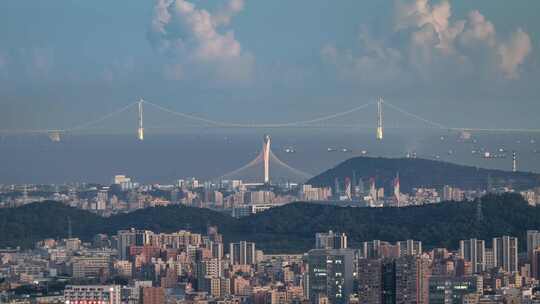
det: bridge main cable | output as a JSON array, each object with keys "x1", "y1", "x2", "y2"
[{"x1": 142, "y1": 100, "x2": 375, "y2": 128}]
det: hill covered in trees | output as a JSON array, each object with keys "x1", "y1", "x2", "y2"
[
  {"x1": 307, "y1": 157, "x2": 540, "y2": 193},
  {"x1": 1, "y1": 194, "x2": 539, "y2": 253}
]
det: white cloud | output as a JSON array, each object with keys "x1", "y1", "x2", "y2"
[
  {"x1": 323, "y1": 0, "x2": 533, "y2": 83},
  {"x1": 395, "y1": 0, "x2": 532, "y2": 78},
  {"x1": 498, "y1": 28, "x2": 532, "y2": 79},
  {"x1": 321, "y1": 29, "x2": 404, "y2": 84},
  {"x1": 460, "y1": 10, "x2": 496, "y2": 47},
  {"x1": 149, "y1": 0, "x2": 254, "y2": 84}
]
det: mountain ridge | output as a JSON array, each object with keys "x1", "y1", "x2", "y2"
[
  {"x1": 307, "y1": 156, "x2": 540, "y2": 193},
  {"x1": 0, "y1": 193, "x2": 538, "y2": 253}
]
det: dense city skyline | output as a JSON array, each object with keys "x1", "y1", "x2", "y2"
[{"x1": 2, "y1": 1, "x2": 540, "y2": 303}]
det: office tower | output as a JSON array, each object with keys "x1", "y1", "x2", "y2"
[
  {"x1": 395, "y1": 255, "x2": 430, "y2": 304},
  {"x1": 357, "y1": 258, "x2": 382, "y2": 304},
  {"x1": 398, "y1": 240, "x2": 423, "y2": 257},
  {"x1": 527, "y1": 230, "x2": 540, "y2": 262},
  {"x1": 141, "y1": 287, "x2": 165, "y2": 304},
  {"x1": 428, "y1": 276, "x2": 481, "y2": 304},
  {"x1": 459, "y1": 239, "x2": 486, "y2": 273},
  {"x1": 382, "y1": 260, "x2": 396, "y2": 304},
  {"x1": 230, "y1": 241, "x2": 256, "y2": 265},
  {"x1": 532, "y1": 248, "x2": 540, "y2": 279},
  {"x1": 306, "y1": 249, "x2": 354, "y2": 304},
  {"x1": 315, "y1": 231, "x2": 347, "y2": 250},
  {"x1": 64, "y1": 285, "x2": 121, "y2": 304},
  {"x1": 493, "y1": 236, "x2": 518, "y2": 273}
]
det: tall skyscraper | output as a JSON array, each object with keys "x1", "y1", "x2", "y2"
[
  {"x1": 428, "y1": 276, "x2": 481, "y2": 304},
  {"x1": 459, "y1": 239, "x2": 486, "y2": 273},
  {"x1": 382, "y1": 259, "x2": 397, "y2": 304},
  {"x1": 357, "y1": 258, "x2": 382, "y2": 304},
  {"x1": 527, "y1": 230, "x2": 540, "y2": 262},
  {"x1": 229, "y1": 241, "x2": 256, "y2": 265},
  {"x1": 306, "y1": 249, "x2": 354, "y2": 304},
  {"x1": 493, "y1": 236, "x2": 518, "y2": 273},
  {"x1": 315, "y1": 231, "x2": 347, "y2": 250},
  {"x1": 395, "y1": 255, "x2": 430, "y2": 304},
  {"x1": 532, "y1": 248, "x2": 540, "y2": 279}
]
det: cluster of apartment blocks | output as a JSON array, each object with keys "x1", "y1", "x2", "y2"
[
  {"x1": 6, "y1": 228, "x2": 540, "y2": 303},
  {"x1": 304, "y1": 232, "x2": 540, "y2": 304}
]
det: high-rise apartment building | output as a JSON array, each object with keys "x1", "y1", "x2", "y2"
[
  {"x1": 315, "y1": 231, "x2": 347, "y2": 250},
  {"x1": 230, "y1": 241, "x2": 256, "y2": 265},
  {"x1": 459, "y1": 239, "x2": 486, "y2": 273},
  {"x1": 532, "y1": 248, "x2": 540, "y2": 279},
  {"x1": 527, "y1": 230, "x2": 540, "y2": 262},
  {"x1": 357, "y1": 258, "x2": 382, "y2": 304},
  {"x1": 395, "y1": 255, "x2": 430, "y2": 304},
  {"x1": 306, "y1": 249, "x2": 354, "y2": 304},
  {"x1": 428, "y1": 276, "x2": 481, "y2": 304},
  {"x1": 398, "y1": 240, "x2": 423, "y2": 257},
  {"x1": 493, "y1": 236, "x2": 518, "y2": 273}
]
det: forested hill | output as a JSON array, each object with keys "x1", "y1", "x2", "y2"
[
  {"x1": 1, "y1": 194, "x2": 539, "y2": 253},
  {"x1": 307, "y1": 157, "x2": 540, "y2": 193}
]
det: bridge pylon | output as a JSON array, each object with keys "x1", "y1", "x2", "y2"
[
  {"x1": 138, "y1": 99, "x2": 144, "y2": 141},
  {"x1": 263, "y1": 135, "x2": 271, "y2": 184},
  {"x1": 376, "y1": 97, "x2": 384, "y2": 140}
]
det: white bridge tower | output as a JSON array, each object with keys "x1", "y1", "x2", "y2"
[
  {"x1": 138, "y1": 99, "x2": 144, "y2": 141},
  {"x1": 376, "y1": 97, "x2": 384, "y2": 140},
  {"x1": 263, "y1": 135, "x2": 271, "y2": 184}
]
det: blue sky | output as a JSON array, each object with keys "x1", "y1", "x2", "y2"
[{"x1": 0, "y1": 0, "x2": 538, "y2": 130}]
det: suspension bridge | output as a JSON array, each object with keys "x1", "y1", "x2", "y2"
[
  {"x1": 1, "y1": 98, "x2": 539, "y2": 139},
  {"x1": 1, "y1": 98, "x2": 539, "y2": 183}
]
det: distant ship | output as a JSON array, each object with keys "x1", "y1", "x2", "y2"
[{"x1": 284, "y1": 147, "x2": 296, "y2": 153}]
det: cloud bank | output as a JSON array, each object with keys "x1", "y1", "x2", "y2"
[
  {"x1": 148, "y1": 0, "x2": 254, "y2": 84},
  {"x1": 323, "y1": 0, "x2": 533, "y2": 84}
]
